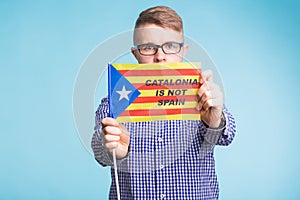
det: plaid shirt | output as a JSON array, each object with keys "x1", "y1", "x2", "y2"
[{"x1": 92, "y1": 98, "x2": 236, "y2": 200}]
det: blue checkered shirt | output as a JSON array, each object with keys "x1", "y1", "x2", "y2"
[{"x1": 92, "y1": 98, "x2": 236, "y2": 199}]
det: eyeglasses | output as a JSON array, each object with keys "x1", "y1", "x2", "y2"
[{"x1": 134, "y1": 42, "x2": 184, "y2": 56}]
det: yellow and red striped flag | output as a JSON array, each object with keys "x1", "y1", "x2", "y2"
[{"x1": 108, "y1": 62, "x2": 201, "y2": 122}]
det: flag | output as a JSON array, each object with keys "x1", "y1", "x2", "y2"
[{"x1": 108, "y1": 62, "x2": 201, "y2": 122}]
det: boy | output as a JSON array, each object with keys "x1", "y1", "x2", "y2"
[{"x1": 92, "y1": 6, "x2": 236, "y2": 199}]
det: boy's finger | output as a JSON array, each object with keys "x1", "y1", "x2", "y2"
[
  {"x1": 201, "y1": 70, "x2": 213, "y2": 82},
  {"x1": 101, "y1": 117, "x2": 119, "y2": 127}
]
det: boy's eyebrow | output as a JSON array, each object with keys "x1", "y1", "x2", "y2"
[
  {"x1": 138, "y1": 43, "x2": 156, "y2": 45},
  {"x1": 138, "y1": 41, "x2": 183, "y2": 46}
]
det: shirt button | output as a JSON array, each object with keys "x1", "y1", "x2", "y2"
[
  {"x1": 158, "y1": 137, "x2": 163, "y2": 142},
  {"x1": 161, "y1": 194, "x2": 165, "y2": 199},
  {"x1": 160, "y1": 164, "x2": 164, "y2": 169}
]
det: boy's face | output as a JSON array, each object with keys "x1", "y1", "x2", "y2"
[{"x1": 131, "y1": 24, "x2": 188, "y2": 64}]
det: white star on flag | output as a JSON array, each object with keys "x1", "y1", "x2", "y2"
[{"x1": 116, "y1": 85, "x2": 132, "y2": 101}]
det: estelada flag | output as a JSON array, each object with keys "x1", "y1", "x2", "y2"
[{"x1": 108, "y1": 62, "x2": 202, "y2": 122}]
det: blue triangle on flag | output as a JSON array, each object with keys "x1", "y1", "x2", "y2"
[{"x1": 108, "y1": 64, "x2": 141, "y2": 118}]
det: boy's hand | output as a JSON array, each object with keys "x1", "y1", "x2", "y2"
[
  {"x1": 196, "y1": 70, "x2": 223, "y2": 128},
  {"x1": 101, "y1": 117, "x2": 130, "y2": 159}
]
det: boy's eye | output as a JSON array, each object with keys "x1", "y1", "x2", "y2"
[
  {"x1": 164, "y1": 43, "x2": 178, "y2": 49},
  {"x1": 141, "y1": 45, "x2": 156, "y2": 51}
]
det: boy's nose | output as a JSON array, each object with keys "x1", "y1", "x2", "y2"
[{"x1": 153, "y1": 48, "x2": 166, "y2": 63}]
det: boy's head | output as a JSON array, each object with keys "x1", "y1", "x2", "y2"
[
  {"x1": 132, "y1": 6, "x2": 188, "y2": 64},
  {"x1": 135, "y1": 6, "x2": 183, "y2": 34}
]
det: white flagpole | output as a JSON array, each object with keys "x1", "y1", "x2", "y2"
[{"x1": 112, "y1": 148, "x2": 121, "y2": 200}]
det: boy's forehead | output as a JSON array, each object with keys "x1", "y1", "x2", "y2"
[{"x1": 133, "y1": 25, "x2": 184, "y2": 45}]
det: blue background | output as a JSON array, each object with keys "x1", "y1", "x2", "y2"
[{"x1": 1, "y1": 0, "x2": 300, "y2": 199}]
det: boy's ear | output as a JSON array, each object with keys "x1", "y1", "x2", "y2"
[
  {"x1": 131, "y1": 47, "x2": 138, "y2": 60},
  {"x1": 183, "y1": 44, "x2": 188, "y2": 57}
]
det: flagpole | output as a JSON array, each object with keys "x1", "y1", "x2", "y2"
[{"x1": 112, "y1": 148, "x2": 121, "y2": 200}]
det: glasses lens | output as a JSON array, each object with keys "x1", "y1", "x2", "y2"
[
  {"x1": 162, "y1": 42, "x2": 181, "y2": 54},
  {"x1": 139, "y1": 44, "x2": 157, "y2": 55}
]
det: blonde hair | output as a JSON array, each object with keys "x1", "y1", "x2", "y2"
[{"x1": 135, "y1": 6, "x2": 183, "y2": 33}]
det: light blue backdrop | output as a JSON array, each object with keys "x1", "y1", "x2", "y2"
[{"x1": 1, "y1": 1, "x2": 299, "y2": 199}]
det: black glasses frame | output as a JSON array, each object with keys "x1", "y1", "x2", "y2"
[{"x1": 134, "y1": 42, "x2": 184, "y2": 56}]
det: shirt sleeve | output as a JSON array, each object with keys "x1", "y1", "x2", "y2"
[
  {"x1": 200, "y1": 106, "x2": 236, "y2": 146},
  {"x1": 91, "y1": 97, "x2": 113, "y2": 167}
]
